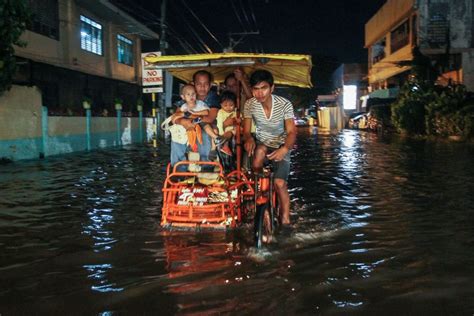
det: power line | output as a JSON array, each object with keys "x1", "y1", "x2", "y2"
[
  {"x1": 248, "y1": 0, "x2": 259, "y2": 32},
  {"x1": 238, "y1": 0, "x2": 254, "y2": 32},
  {"x1": 169, "y1": 1, "x2": 212, "y2": 53},
  {"x1": 231, "y1": 0, "x2": 247, "y2": 32},
  {"x1": 181, "y1": 0, "x2": 224, "y2": 50},
  {"x1": 166, "y1": 27, "x2": 198, "y2": 54},
  {"x1": 112, "y1": 1, "x2": 197, "y2": 54}
]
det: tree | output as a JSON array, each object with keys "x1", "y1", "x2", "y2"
[{"x1": 0, "y1": 0, "x2": 30, "y2": 95}]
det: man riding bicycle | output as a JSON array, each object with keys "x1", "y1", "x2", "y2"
[{"x1": 243, "y1": 70, "x2": 296, "y2": 229}]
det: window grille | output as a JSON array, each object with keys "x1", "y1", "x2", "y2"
[
  {"x1": 80, "y1": 15, "x2": 103, "y2": 55},
  {"x1": 391, "y1": 20, "x2": 410, "y2": 53},
  {"x1": 117, "y1": 34, "x2": 133, "y2": 66},
  {"x1": 27, "y1": 0, "x2": 59, "y2": 40}
]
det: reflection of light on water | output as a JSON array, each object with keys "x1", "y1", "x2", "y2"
[
  {"x1": 83, "y1": 263, "x2": 124, "y2": 292},
  {"x1": 342, "y1": 131, "x2": 356, "y2": 148},
  {"x1": 336, "y1": 131, "x2": 372, "y2": 229},
  {"x1": 348, "y1": 257, "x2": 390, "y2": 279},
  {"x1": 349, "y1": 248, "x2": 368, "y2": 253},
  {"x1": 78, "y1": 169, "x2": 119, "y2": 253},
  {"x1": 83, "y1": 207, "x2": 116, "y2": 252},
  {"x1": 77, "y1": 170, "x2": 122, "y2": 293},
  {"x1": 326, "y1": 254, "x2": 392, "y2": 309},
  {"x1": 332, "y1": 300, "x2": 363, "y2": 308},
  {"x1": 326, "y1": 287, "x2": 364, "y2": 308},
  {"x1": 162, "y1": 236, "x2": 236, "y2": 295},
  {"x1": 339, "y1": 132, "x2": 358, "y2": 171}
]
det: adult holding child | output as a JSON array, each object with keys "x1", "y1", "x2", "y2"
[
  {"x1": 169, "y1": 69, "x2": 251, "y2": 169},
  {"x1": 170, "y1": 70, "x2": 219, "y2": 169}
]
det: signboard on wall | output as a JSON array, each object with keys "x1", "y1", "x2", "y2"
[
  {"x1": 141, "y1": 52, "x2": 163, "y2": 86},
  {"x1": 427, "y1": 3, "x2": 449, "y2": 49}
]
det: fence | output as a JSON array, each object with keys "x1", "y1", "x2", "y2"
[{"x1": 0, "y1": 85, "x2": 155, "y2": 161}]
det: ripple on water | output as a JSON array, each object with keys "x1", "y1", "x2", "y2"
[{"x1": 0, "y1": 133, "x2": 473, "y2": 314}]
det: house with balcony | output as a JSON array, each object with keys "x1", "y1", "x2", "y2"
[
  {"x1": 365, "y1": 0, "x2": 474, "y2": 92},
  {"x1": 13, "y1": 0, "x2": 159, "y2": 115}
]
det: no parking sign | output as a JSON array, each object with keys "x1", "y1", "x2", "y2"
[{"x1": 141, "y1": 52, "x2": 163, "y2": 87}]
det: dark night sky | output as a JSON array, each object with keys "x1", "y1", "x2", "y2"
[
  {"x1": 115, "y1": 0, "x2": 385, "y2": 60},
  {"x1": 113, "y1": 0, "x2": 387, "y2": 91}
]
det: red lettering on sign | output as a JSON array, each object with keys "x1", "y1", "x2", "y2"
[
  {"x1": 143, "y1": 77, "x2": 162, "y2": 83},
  {"x1": 146, "y1": 70, "x2": 157, "y2": 76}
]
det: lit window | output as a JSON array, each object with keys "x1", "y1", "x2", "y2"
[
  {"x1": 117, "y1": 34, "x2": 133, "y2": 66},
  {"x1": 343, "y1": 85, "x2": 357, "y2": 110},
  {"x1": 80, "y1": 15, "x2": 103, "y2": 55},
  {"x1": 371, "y1": 37, "x2": 386, "y2": 65}
]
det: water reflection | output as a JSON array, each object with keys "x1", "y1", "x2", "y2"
[
  {"x1": 76, "y1": 168, "x2": 119, "y2": 253},
  {"x1": 83, "y1": 263, "x2": 124, "y2": 292},
  {"x1": 162, "y1": 232, "x2": 235, "y2": 291},
  {"x1": 83, "y1": 207, "x2": 116, "y2": 252},
  {"x1": 0, "y1": 133, "x2": 473, "y2": 314}
]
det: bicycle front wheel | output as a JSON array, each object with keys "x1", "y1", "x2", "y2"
[{"x1": 255, "y1": 203, "x2": 273, "y2": 249}]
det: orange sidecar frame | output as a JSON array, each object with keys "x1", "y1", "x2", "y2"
[{"x1": 161, "y1": 161, "x2": 254, "y2": 229}]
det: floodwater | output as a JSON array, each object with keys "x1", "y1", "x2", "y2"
[{"x1": 1, "y1": 128, "x2": 473, "y2": 315}]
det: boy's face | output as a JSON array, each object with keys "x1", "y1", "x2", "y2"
[
  {"x1": 181, "y1": 87, "x2": 197, "y2": 105},
  {"x1": 221, "y1": 100, "x2": 235, "y2": 113},
  {"x1": 252, "y1": 81, "x2": 274, "y2": 104}
]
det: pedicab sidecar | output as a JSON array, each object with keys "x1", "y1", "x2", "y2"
[{"x1": 145, "y1": 53, "x2": 313, "y2": 229}]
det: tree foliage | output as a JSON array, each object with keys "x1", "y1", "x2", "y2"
[
  {"x1": 391, "y1": 81, "x2": 432, "y2": 135},
  {"x1": 0, "y1": 0, "x2": 30, "y2": 95},
  {"x1": 392, "y1": 80, "x2": 474, "y2": 138},
  {"x1": 425, "y1": 85, "x2": 474, "y2": 138}
]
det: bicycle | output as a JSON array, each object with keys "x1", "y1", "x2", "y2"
[{"x1": 253, "y1": 160, "x2": 280, "y2": 249}]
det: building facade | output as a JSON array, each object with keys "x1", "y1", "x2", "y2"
[
  {"x1": 365, "y1": 0, "x2": 474, "y2": 91},
  {"x1": 13, "y1": 0, "x2": 159, "y2": 115}
]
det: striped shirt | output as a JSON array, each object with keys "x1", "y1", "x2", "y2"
[{"x1": 243, "y1": 95, "x2": 294, "y2": 148}]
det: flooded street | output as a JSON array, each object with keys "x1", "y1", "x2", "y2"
[{"x1": 1, "y1": 128, "x2": 474, "y2": 314}]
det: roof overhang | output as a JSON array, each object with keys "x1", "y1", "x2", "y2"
[
  {"x1": 75, "y1": 0, "x2": 159, "y2": 40},
  {"x1": 143, "y1": 53, "x2": 313, "y2": 88},
  {"x1": 365, "y1": 0, "x2": 415, "y2": 47}
]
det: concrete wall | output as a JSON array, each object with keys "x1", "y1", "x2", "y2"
[
  {"x1": 0, "y1": 86, "x2": 43, "y2": 160},
  {"x1": 1, "y1": 85, "x2": 152, "y2": 161},
  {"x1": 46, "y1": 116, "x2": 146, "y2": 156},
  {"x1": 462, "y1": 51, "x2": 474, "y2": 90},
  {"x1": 418, "y1": 0, "x2": 473, "y2": 51},
  {"x1": 365, "y1": 0, "x2": 415, "y2": 47}
]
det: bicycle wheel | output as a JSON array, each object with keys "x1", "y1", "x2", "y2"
[{"x1": 255, "y1": 203, "x2": 273, "y2": 249}]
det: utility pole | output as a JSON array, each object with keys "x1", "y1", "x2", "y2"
[
  {"x1": 158, "y1": 0, "x2": 168, "y2": 138},
  {"x1": 224, "y1": 31, "x2": 260, "y2": 52}
]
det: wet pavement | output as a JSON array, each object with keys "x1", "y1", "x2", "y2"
[{"x1": 1, "y1": 128, "x2": 473, "y2": 314}]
